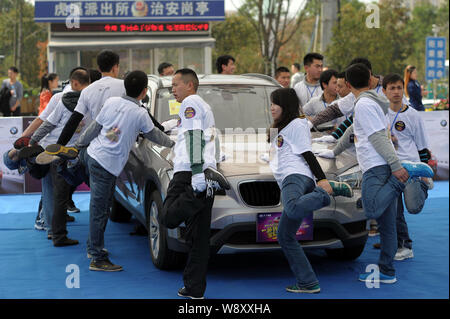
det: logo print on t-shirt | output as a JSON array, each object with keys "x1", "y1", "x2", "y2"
[
  {"x1": 105, "y1": 127, "x2": 121, "y2": 142},
  {"x1": 277, "y1": 135, "x2": 284, "y2": 148},
  {"x1": 184, "y1": 107, "x2": 196, "y2": 119},
  {"x1": 394, "y1": 121, "x2": 405, "y2": 131}
]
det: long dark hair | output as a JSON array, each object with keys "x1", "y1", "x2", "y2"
[
  {"x1": 267, "y1": 88, "x2": 301, "y2": 143},
  {"x1": 40, "y1": 73, "x2": 58, "y2": 92}
]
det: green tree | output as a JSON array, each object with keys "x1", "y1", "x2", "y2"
[
  {"x1": 0, "y1": 0, "x2": 47, "y2": 88},
  {"x1": 326, "y1": 0, "x2": 414, "y2": 75},
  {"x1": 211, "y1": 13, "x2": 265, "y2": 74}
]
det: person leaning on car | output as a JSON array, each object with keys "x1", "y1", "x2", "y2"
[{"x1": 159, "y1": 68, "x2": 218, "y2": 299}]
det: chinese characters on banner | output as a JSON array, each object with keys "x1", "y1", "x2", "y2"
[
  {"x1": 34, "y1": 1, "x2": 225, "y2": 22},
  {"x1": 425, "y1": 37, "x2": 446, "y2": 81}
]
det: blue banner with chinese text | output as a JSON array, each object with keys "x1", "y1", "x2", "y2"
[{"x1": 34, "y1": 0, "x2": 225, "y2": 22}]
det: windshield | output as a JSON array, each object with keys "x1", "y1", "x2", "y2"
[{"x1": 154, "y1": 85, "x2": 277, "y2": 131}]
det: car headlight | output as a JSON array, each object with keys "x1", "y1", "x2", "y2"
[{"x1": 337, "y1": 167, "x2": 362, "y2": 189}]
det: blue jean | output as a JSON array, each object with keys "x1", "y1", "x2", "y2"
[
  {"x1": 41, "y1": 172, "x2": 54, "y2": 235},
  {"x1": 277, "y1": 174, "x2": 331, "y2": 289},
  {"x1": 362, "y1": 165, "x2": 405, "y2": 276},
  {"x1": 80, "y1": 149, "x2": 116, "y2": 261},
  {"x1": 396, "y1": 178, "x2": 428, "y2": 249}
]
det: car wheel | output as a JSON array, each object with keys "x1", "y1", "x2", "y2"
[
  {"x1": 110, "y1": 196, "x2": 132, "y2": 222},
  {"x1": 147, "y1": 190, "x2": 185, "y2": 270},
  {"x1": 325, "y1": 244, "x2": 365, "y2": 260}
]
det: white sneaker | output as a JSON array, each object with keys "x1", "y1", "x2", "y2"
[{"x1": 394, "y1": 247, "x2": 414, "y2": 261}]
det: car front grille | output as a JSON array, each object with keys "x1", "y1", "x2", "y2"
[{"x1": 238, "y1": 181, "x2": 280, "y2": 207}]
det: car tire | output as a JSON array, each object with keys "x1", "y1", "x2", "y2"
[
  {"x1": 325, "y1": 244, "x2": 365, "y2": 260},
  {"x1": 110, "y1": 196, "x2": 132, "y2": 222},
  {"x1": 147, "y1": 190, "x2": 185, "y2": 270}
]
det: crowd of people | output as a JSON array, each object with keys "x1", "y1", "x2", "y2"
[{"x1": 1, "y1": 49, "x2": 436, "y2": 299}]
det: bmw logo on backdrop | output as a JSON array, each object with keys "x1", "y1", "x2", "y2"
[
  {"x1": 10, "y1": 127, "x2": 18, "y2": 135},
  {"x1": 440, "y1": 119, "x2": 447, "y2": 127}
]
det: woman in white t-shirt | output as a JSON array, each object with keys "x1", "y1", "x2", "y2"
[{"x1": 267, "y1": 88, "x2": 353, "y2": 294}]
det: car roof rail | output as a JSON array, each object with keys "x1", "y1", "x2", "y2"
[
  {"x1": 147, "y1": 74, "x2": 164, "y2": 88},
  {"x1": 241, "y1": 73, "x2": 281, "y2": 87}
]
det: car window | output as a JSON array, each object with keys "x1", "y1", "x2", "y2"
[{"x1": 154, "y1": 85, "x2": 277, "y2": 132}]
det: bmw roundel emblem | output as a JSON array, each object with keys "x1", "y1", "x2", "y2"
[
  {"x1": 440, "y1": 119, "x2": 447, "y2": 127},
  {"x1": 10, "y1": 127, "x2": 18, "y2": 135}
]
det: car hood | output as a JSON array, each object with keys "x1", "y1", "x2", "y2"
[{"x1": 162, "y1": 132, "x2": 358, "y2": 178}]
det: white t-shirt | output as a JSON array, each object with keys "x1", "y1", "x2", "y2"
[
  {"x1": 269, "y1": 118, "x2": 315, "y2": 187},
  {"x1": 336, "y1": 92, "x2": 356, "y2": 118},
  {"x1": 294, "y1": 79, "x2": 323, "y2": 107},
  {"x1": 45, "y1": 99, "x2": 85, "y2": 147},
  {"x1": 353, "y1": 96, "x2": 392, "y2": 173},
  {"x1": 74, "y1": 76, "x2": 125, "y2": 127},
  {"x1": 173, "y1": 94, "x2": 217, "y2": 173},
  {"x1": 87, "y1": 96, "x2": 154, "y2": 177},
  {"x1": 386, "y1": 106, "x2": 429, "y2": 162}
]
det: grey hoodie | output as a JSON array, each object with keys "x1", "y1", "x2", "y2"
[{"x1": 334, "y1": 89, "x2": 402, "y2": 172}]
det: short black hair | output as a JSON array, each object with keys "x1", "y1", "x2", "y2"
[
  {"x1": 292, "y1": 63, "x2": 301, "y2": 71},
  {"x1": 319, "y1": 69, "x2": 338, "y2": 90},
  {"x1": 345, "y1": 63, "x2": 370, "y2": 89},
  {"x1": 348, "y1": 57, "x2": 372, "y2": 73},
  {"x1": 124, "y1": 70, "x2": 148, "y2": 98},
  {"x1": 70, "y1": 69, "x2": 90, "y2": 86},
  {"x1": 382, "y1": 73, "x2": 404, "y2": 89},
  {"x1": 275, "y1": 66, "x2": 290, "y2": 78},
  {"x1": 158, "y1": 62, "x2": 173, "y2": 75},
  {"x1": 216, "y1": 55, "x2": 235, "y2": 74},
  {"x1": 175, "y1": 68, "x2": 199, "y2": 91},
  {"x1": 69, "y1": 66, "x2": 87, "y2": 77},
  {"x1": 97, "y1": 50, "x2": 120, "y2": 73},
  {"x1": 9, "y1": 66, "x2": 19, "y2": 73},
  {"x1": 336, "y1": 71, "x2": 346, "y2": 79},
  {"x1": 303, "y1": 53, "x2": 323, "y2": 67},
  {"x1": 88, "y1": 69, "x2": 102, "y2": 83}
]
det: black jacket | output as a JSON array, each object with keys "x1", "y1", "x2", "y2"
[{"x1": 0, "y1": 85, "x2": 12, "y2": 115}]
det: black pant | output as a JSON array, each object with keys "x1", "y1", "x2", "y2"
[
  {"x1": 50, "y1": 162, "x2": 73, "y2": 244},
  {"x1": 160, "y1": 171, "x2": 214, "y2": 296}
]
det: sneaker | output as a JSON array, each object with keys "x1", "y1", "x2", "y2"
[
  {"x1": 87, "y1": 248, "x2": 109, "y2": 259},
  {"x1": 329, "y1": 181, "x2": 353, "y2": 197},
  {"x1": 368, "y1": 226, "x2": 379, "y2": 237},
  {"x1": 286, "y1": 284, "x2": 321, "y2": 294},
  {"x1": 359, "y1": 272, "x2": 397, "y2": 284},
  {"x1": 67, "y1": 202, "x2": 80, "y2": 213},
  {"x1": 13, "y1": 136, "x2": 31, "y2": 150},
  {"x1": 401, "y1": 161, "x2": 434, "y2": 178},
  {"x1": 36, "y1": 152, "x2": 60, "y2": 165},
  {"x1": 177, "y1": 287, "x2": 204, "y2": 299},
  {"x1": 66, "y1": 214, "x2": 75, "y2": 222},
  {"x1": 89, "y1": 258, "x2": 123, "y2": 272},
  {"x1": 34, "y1": 219, "x2": 45, "y2": 230},
  {"x1": 204, "y1": 167, "x2": 230, "y2": 190},
  {"x1": 45, "y1": 144, "x2": 78, "y2": 160},
  {"x1": 53, "y1": 237, "x2": 79, "y2": 247},
  {"x1": 18, "y1": 145, "x2": 44, "y2": 161},
  {"x1": 394, "y1": 247, "x2": 414, "y2": 261},
  {"x1": 373, "y1": 242, "x2": 381, "y2": 249}
]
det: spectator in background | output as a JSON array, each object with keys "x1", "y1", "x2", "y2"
[
  {"x1": 1, "y1": 66, "x2": 23, "y2": 116},
  {"x1": 290, "y1": 63, "x2": 304, "y2": 88},
  {"x1": 38, "y1": 73, "x2": 59, "y2": 115},
  {"x1": 302, "y1": 69, "x2": 342, "y2": 129},
  {"x1": 274, "y1": 66, "x2": 291, "y2": 88},
  {"x1": 404, "y1": 65, "x2": 425, "y2": 111},
  {"x1": 216, "y1": 55, "x2": 236, "y2": 74},
  {"x1": 158, "y1": 62, "x2": 175, "y2": 76},
  {"x1": 293, "y1": 53, "x2": 324, "y2": 108}
]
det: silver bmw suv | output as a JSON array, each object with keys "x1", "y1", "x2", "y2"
[{"x1": 112, "y1": 74, "x2": 368, "y2": 269}]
